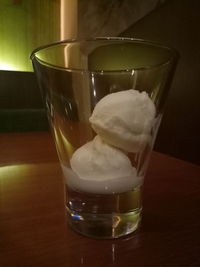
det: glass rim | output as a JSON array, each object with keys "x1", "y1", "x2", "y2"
[{"x1": 30, "y1": 37, "x2": 178, "y2": 73}]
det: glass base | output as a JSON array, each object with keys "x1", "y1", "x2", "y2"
[{"x1": 66, "y1": 206, "x2": 142, "y2": 239}]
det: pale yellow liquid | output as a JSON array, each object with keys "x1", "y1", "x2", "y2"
[{"x1": 65, "y1": 185, "x2": 142, "y2": 239}]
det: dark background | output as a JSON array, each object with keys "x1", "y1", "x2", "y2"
[{"x1": 121, "y1": 0, "x2": 200, "y2": 165}]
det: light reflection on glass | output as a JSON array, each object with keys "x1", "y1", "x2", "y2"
[
  {"x1": 132, "y1": 69, "x2": 137, "y2": 90},
  {"x1": 91, "y1": 73, "x2": 97, "y2": 98},
  {"x1": 53, "y1": 126, "x2": 74, "y2": 161},
  {"x1": 71, "y1": 213, "x2": 83, "y2": 221}
]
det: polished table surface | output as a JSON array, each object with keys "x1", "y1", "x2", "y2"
[{"x1": 0, "y1": 132, "x2": 200, "y2": 267}]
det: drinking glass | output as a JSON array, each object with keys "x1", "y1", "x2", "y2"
[{"x1": 31, "y1": 38, "x2": 178, "y2": 239}]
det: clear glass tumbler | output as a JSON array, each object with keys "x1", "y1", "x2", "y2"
[{"x1": 31, "y1": 38, "x2": 178, "y2": 239}]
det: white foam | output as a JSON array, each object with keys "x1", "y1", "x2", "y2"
[
  {"x1": 89, "y1": 89, "x2": 156, "y2": 153},
  {"x1": 62, "y1": 165, "x2": 143, "y2": 194}
]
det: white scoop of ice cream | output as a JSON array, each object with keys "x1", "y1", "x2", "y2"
[
  {"x1": 70, "y1": 135, "x2": 134, "y2": 180},
  {"x1": 89, "y1": 89, "x2": 156, "y2": 153},
  {"x1": 69, "y1": 135, "x2": 141, "y2": 193}
]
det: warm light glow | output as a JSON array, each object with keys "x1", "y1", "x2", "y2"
[
  {"x1": 0, "y1": 163, "x2": 60, "y2": 181},
  {"x1": 60, "y1": 0, "x2": 78, "y2": 69},
  {"x1": 0, "y1": 62, "x2": 18, "y2": 71},
  {"x1": 60, "y1": 0, "x2": 77, "y2": 40},
  {"x1": 0, "y1": 164, "x2": 30, "y2": 177},
  {"x1": 0, "y1": 1, "x2": 61, "y2": 72},
  {"x1": 0, "y1": 1, "x2": 78, "y2": 72}
]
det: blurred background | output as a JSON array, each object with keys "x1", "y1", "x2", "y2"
[{"x1": 0, "y1": 0, "x2": 199, "y2": 165}]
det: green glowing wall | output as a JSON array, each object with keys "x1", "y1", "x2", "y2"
[{"x1": 0, "y1": 0, "x2": 60, "y2": 71}]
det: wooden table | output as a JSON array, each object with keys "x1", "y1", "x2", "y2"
[{"x1": 0, "y1": 132, "x2": 200, "y2": 267}]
